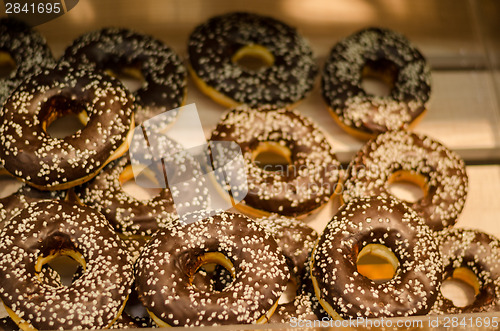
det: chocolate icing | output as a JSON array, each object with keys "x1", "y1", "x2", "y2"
[
  {"x1": 311, "y1": 195, "x2": 442, "y2": 318},
  {"x1": 76, "y1": 134, "x2": 210, "y2": 237},
  {"x1": 0, "y1": 183, "x2": 64, "y2": 229},
  {"x1": 0, "y1": 64, "x2": 134, "y2": 190},
  {"x1": 0, "y1": 317, "x2": 18, "y2": 331},
  {"x1": 0, "y1": 18, "x2": 55, "y2": 106},
  {"x1": 431, "y1": 228, "x2": 500, "y2": 314},
  {"x1": 343, "y1": 130, "x2": 468, "y2": 231},
  {"x1": 211, "y1": 105, "x2": 340, "y2": 217},
  {"x1": 256, "y1": 215, "x2": 327, "y2": 323}
]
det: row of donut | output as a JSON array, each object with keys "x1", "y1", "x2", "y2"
[
  {"x1": 0, "y1": 180, "x2": 498, "y2": 329},
  {"x1": 1, "y1": 11, "x2": 430, "y2": 144}
]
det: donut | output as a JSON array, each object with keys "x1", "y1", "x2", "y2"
[
  {"x1": 188, "y1": 12, "x2": 318, "y2": 108},
  {"x1": 431, "y1": 228, "x2": 500, "y2": 314},
  {"x1": 121, "y1": 237, "x2": 150, "y2": 265},
  {"x1": 0, "y1": 64, "x2": 135, "y2": 191},
  {"x1": 76, "y1": 132, "x2": 210, "y2": 237},
  {"x1": 311, "y1": 195, "x2": 442, "y2": 318},
  {"x1": 0, "y1": 18, "x2": 55, "y2": 106},
  {"x1": 135, "y1": 211, "x2": 289, "y2": 326},
  {"x1": 322, "y1": 27, "x2": 431, "y2": 140},
  {"x1": 0, "y1": 200, "x2": 134, "y2": 330},
  {"x1": 37, "y1": 264, "x2": 64, "y2": 288},
  {"x1": 256, "y1": 215, "x2": 327, "y2": 323},
  {"x1": 62, "y1": 27, "x2": 187, "y2": 125},
  {"x1": 210, "y1": 105, "x2": 340, "y2": 218},
  {"x1": 342, "y1": 130, "x2": 468, "y2": 232},
  {"x1": 118, "y1": 287, "x2": 156, "y2": 329}
]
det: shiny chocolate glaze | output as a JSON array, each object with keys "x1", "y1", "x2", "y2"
[
  {"x1": 431, "y1": 228, "x2": 500, "y2": 314},
  {"x1": 311, "y1": 195, "x2": 442, "y2": 318},
  {"x1": 135, "y1": 211, "x2": 289, "y2": 326}
]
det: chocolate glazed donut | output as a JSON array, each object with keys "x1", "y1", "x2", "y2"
[
  {"x1": 311, "y1": 195, "x2": 442, "y2": 318},
  {"x1": 322, "y1": 27, "x2": 431, "y2": 140},
  {"x1": 62, "y1": 27, "x2": 187, "y2": 124},
  {"x1": 0, "y1": 200, "x2": 134, "y2": 330},
  {"x1": 135, "y1": 211, "x2": 289, "y2": 326},
  {"x1": 210, "y1": 105, "x2": 340, "y2": 218},
  {"x1": 0, "y1": 64, "x2": 135, "y2": 190},
  {"x1": 188, "y1": 12, "x2": 318, "y2": 108},
  {"x1": 342, "y1": 130, "x2": 468, "y2": 232},
  {"x1": 0, "y1": 18, "x2": 55, "y2": 106},
  {"x1": 431, "y1": 228, "x2": 500, "y2": 314}
]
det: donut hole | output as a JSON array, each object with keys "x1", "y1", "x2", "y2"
[
  {"x1": 387, "y1": 170, "x2": 427, "y2": 203},
  {"x1": 441, "y1": 267, "x2": 480, "y2": 308},
  {"x1": 0, "y1": 174, "x2": 23, "y2": 198},
  {"x1": 119, "y1": 165, "x2": 162, "y2": 201},
  {"x1": 232, "y1": 44, "x2": 275, "y2": 72},
  {"x1": 361, "y1": 58, "x2": 399, "y2": 97},
  {"x1": 190, "y1": 252, "x2": 235, "y2": 292},
  {"x1": 278, "y1": 278, "x2": 298, "y2": 304},
  {"x1": 36, "y1": 250, "x2": 86, "y2": 287},
  {"x1": 357, "y1": 244, "x2": 399, "y2": 282},
  {"x1": 42, "y1": 95, "x2": 88, "y2": 139},
  {"x1": 252, "y1": 142, "x2": 292, "y2": 172},
  {"x1": 0, "y1": 51, "x2": 16, "y2": 78},
  {"x1": 106, "y1": 66, "x2": 145, "y2": 93}
]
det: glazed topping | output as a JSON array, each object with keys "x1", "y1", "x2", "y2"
[
  {"x1": 322, "y1": 27, "x2": 431, "y2": 135},
  {"x1": 135, "y1": 211, "x2": 289, "y2": 326},
  {"x1": 0, "y1": 18, "x2": 55, "y2": 106},
  {"x1": 189, "y1": 12, "x2": 317, "y2": 107},
  {"x1": 431, "y1": 228, "x2": 500, "y2": 314},
  {"x1": 312, "y1": 195, "x2": 442, "y2": 318},
  {"x1": 0, "y1": 64, "x2": 134, "y2": 189},
  {"x1": 343, "y1": 130, "x2": 468, "y2": 231},
  {"x1": 211, "y1": 105, "x2": 340, "y2": 216},
  {"x1": 0, "y1": 200, "x2": 134, "y2": 330},
  {"x1": 62, "y1": 27, "x2": 186, "y2": 124}
]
